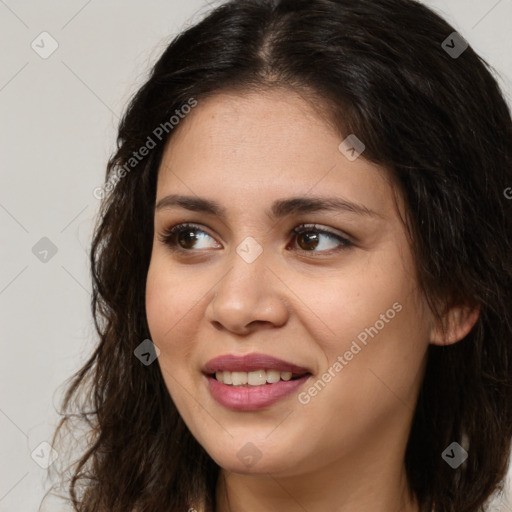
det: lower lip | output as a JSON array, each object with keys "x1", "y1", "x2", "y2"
[{"x1": 205, "y1": 374, "x2": 311, "y2": 411}]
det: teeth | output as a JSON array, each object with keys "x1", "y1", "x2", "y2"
[
  {"x1": 248, "y1": 369, "x2": 266, "y2": 386},
  {"x1": 214, "y1": 369, "x2": 301, "y2": 386},
  {"x1": 231, "y1": 372, "x2": 247, "y2": 386},
  {"x1": 266, "y1": 369, "x2": 281, "y2": 383}
]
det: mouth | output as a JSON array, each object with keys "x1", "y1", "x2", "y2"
[
  {"x1": 208, "y1": 369, "x2": 310, "y2": 386},
  {"x1": 203, "y1": 353, "x2": 312, "y2": 410},
  {"x1": 203, "y1": 352, "x2": 312, "y2": 384}
]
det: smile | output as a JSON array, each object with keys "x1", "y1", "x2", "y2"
[
  {"x1": 203, "y1": 353, "x2": 312, "y2": 410},
  {"x1": 214, "y1": 369, "x2": 305, "y2": 386}
]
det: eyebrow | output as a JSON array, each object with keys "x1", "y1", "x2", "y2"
[{"x1": 155, "y1": 194, "x2": 382, "y2": 220}]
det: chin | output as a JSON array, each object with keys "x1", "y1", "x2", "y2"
[{"x1": 206, "y1": 441, "x2": 299, "y2": 475}]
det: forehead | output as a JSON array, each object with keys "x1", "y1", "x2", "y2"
[
  {"x1": 162, "y1": 88, "x2": 336, "y2": 165},
  {"x1": 156, "y1": 89, "x2": 398, "y2": 219}
]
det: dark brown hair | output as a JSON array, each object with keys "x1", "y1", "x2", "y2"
[{"x1": 47, "y1": 1, "x2": 512, "y2": 511}]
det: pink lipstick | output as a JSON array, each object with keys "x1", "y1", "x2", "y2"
[{"x1": 203, "y1": 353, "x2": 312, "y2": 411}]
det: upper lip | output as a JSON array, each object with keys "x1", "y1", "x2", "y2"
[{"x1": 203, "y1": 353, "x2": 311, "y2": 375}]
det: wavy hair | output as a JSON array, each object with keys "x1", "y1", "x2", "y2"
[{"x1": 48, "y1": 1, "x2": 512, "y2": 511}]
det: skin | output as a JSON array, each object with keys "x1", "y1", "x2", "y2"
[{"x1": 145, "y1": 88, "x2": 478, "y2": 512}]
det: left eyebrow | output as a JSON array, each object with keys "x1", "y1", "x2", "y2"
[
  {"x1": 268, "y1": 196, "x2": 382, "y2": 220},
  {"x1": 155, "y1": 194, "x2": 382, "y2": 220}
]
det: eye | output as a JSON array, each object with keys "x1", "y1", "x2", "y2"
[
  {"x1": 158, "y1": 223, "x2": 221, "y2": 251},
  {"x1": 158, "y1": 222, "x2": 353, "y2": 254},
  {"x1": 290, "y1": 224, "x2": 353, "y2": 255}
]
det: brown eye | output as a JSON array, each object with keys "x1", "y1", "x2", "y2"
[
  {"x1": 291, "y1": 224, "x2": 352, "y2": 254},
  {"x1": 176, "y1": 228, "x2": 199, "y2": 249},
  {"x1": 296, "y1": 231, "x2": 321, "y2": 250},
  {"x1": 159, "y1": 223, "x2": 221, "y2": 251}
]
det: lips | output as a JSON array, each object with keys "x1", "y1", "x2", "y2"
[
  {"x1": 203, "y1": 353, "x2": 311, "y2": 375},
  {"x1": 203, "y1": 353, "x2": 312, "y2": 410}
]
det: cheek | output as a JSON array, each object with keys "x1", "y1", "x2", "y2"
[
  {"x1": 145, "y1": 268, "x2": 172, "y2": 341},
  {"x1": 295, "y1": 245, "x2": 430, "y2": 392},
  {"x1": 323, "y1": 285, "x2": 427, "y2": 408},
  {"x1": 145, "y1": 258, "x2": 203, "y2": 410},
  {"x1": 145, "y1": 257, "x2": 202, "y2": 359},
  {"x1": 299, "y1": 257, "x2": 419, "y2": 346}
]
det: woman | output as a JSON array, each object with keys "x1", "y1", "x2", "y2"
[{"x1": 49, "y1": 0, "x2": 512, "y2": 511}]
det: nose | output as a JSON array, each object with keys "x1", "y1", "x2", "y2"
[{"x1": 204, "y1": 247, "x2": 289, "y2": 336}]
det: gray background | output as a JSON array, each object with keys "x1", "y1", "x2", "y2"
[{"x1": 1, "y1": 0, "x2": 511, "y2": 510}]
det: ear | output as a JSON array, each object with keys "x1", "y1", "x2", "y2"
[{"x1": 430, "y1": 303, "x2": 480, "y2": 346}]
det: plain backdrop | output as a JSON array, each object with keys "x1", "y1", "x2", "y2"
[{"x1": 1, "y1": 0, "x2": 511, "y2": 510}]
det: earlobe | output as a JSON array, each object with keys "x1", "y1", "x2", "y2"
[{"x1": 430, "y1": 303, "x2": 480, "y2": 346}]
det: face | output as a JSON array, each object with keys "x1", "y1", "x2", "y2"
[{"x1": 145, "y1": 89, "x2": 435, "y2": 478}]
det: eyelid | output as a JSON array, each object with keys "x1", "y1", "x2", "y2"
[
  {"x1": 291, "y1": 223, "x2": 353, "y2": 255},
  {"x1": 292, "y1": 223, "x2": 352, "y2": 241},
  {"x1": 158, "y1": 222, "x2": 354, "y2": 254},
  {"x1": 158, "y1": 222, "x2": 219, "y2": 247}
]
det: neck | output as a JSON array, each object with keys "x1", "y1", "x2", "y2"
[
  {"x1": 215, "y1": 425, "x2": 419, "y2": 512},
  {"x1": 216, "y1": 467, "x2": 418, "y2": 512}
]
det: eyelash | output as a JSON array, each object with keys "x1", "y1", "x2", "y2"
[{"x1": 158, "y1": 222, "x2": 353, "y2": 256}]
